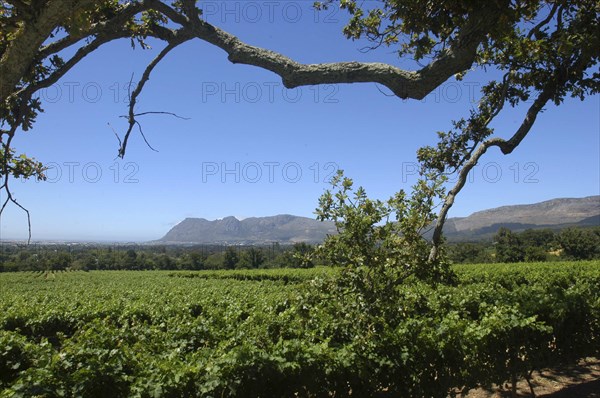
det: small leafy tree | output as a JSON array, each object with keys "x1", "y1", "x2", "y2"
[
  {"x1": 519, "y1": 229, "x2": 556, "y2": 251},
  {"x1": 524, "y1": 246, "x2": 549, "y2": 262},
  {"x1": 276, "y1": 243, "x2": 315, "y2": 268},
  {"x1": 203, "y1": 252, "x2": 224, "y2": 270},
  {"x1": 558, "y1": 227, "x2": 600, "y2": 260},
  {"x1": 448, "y1": 242, "x2": 493, "y2": 264},
  {"x1": 223, "y1": 248, "x2": 239, "y2": 270},
  {"x1": 494, "y1": 227, "x2": 525, "y2": 263},
  {"x1": 314, "y1": 171, "x2": 454, "y2": 313},
  {"x1": 238, "y1": 247, "x2": 265, "y2": 269}
]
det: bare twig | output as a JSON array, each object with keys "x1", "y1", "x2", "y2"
[
  {"x1": 134, "y1": 121, "x2": 159, "y2": 153},
  {"x1": 0, "y1": 184, "x2": 33, "y2": 244},
  {"x1": 374, "y1": 84, "x2": 396, "y2": 97},
  {"x1": 118, "y1": 33, "x2": 193, "y2": 158},
  {"x1": 132, "y1": 111, "x2": 190, "y2": 120},
  {"x1": 0, "y1": 132, "x2": 33, "y2": 244},
  {"x1": 108, "y1": 123, "x2": 122, "y2": 148}
]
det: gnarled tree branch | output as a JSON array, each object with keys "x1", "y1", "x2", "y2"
[
  {"x1": 428, "y1": 67, "x2": 566, "y2": 262},
  {"x1": 187, "y1": 13, "x2": 487, "y2": 100},
  {"x1": 0, "y1": 0, "x2": 97, "y2": 100}
]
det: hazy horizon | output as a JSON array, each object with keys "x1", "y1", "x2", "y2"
[{"x1": 2, "y1": 194, "x2": 599, "y2": 243}]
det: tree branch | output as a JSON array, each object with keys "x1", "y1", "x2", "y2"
[
  {"x1": 144, "y1": 0, "x2": 189, "y2": 26},
  {"x1": 133, "y1": 120, "x2": 159, "y2": 153},
  {"x1": 187, "y1": 11, "x2": 487, "y2": 100},
  {"x1": 0, "y1": 179, "x2": 33, "y2": 244},
  {"x1": 527, "y1": 3, "x2": 559, "y2": 40},
  {"x1": 0, "y1": 133, "x2": 33, "y2": 243},
  {"x1": 17, "y1": 35, "x2": 122, "y2": 100},
  {"x1": 118, "y1": 31, "x2": 193, "y2": 158},
  {"x1": 4, "y1": 0, "x2": 27, "y2": 11},
  {"x1": 37, "y1": 1, "x2": 152, "y2": 59},
  {"x1": 0, "y1": 0, "x2": 97, "y2": 101},
  {"x1": 132, "y1": 111, "x2": 190, "y2": 119},
  {"x1": 428, "y1": 73, "x2": 561, "y2": 262},
  {"x1": 14, "y1": 22, "x2": 179, "y2": 123}
]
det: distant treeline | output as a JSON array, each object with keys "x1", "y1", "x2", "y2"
[
  {"x1": 1, "y1": 226, "x2": 598, "y2": 272},
  {"x1": 0, "y1": 242, "x2": 314, "y2": 272},
  {"x1": 448, "y1": 226, "x2": 600, "y2": 264}
]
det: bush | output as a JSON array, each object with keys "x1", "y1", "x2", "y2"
[
  {"x1": 524, "y1": 246, "x2": 548, "y2": 262},
  {"x1": 494, "y1": 227, "x2": 525, "y2": 263},
  {"x1": 558, "y1": 227, "x2": 600, "y2": 260}
]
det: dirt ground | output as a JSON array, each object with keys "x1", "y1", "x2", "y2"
[{"x1": 462, "y1": 358, "x2": 600, "y2": 398}]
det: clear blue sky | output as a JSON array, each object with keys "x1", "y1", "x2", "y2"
[{"x1": 1, "y1": 3, "x2": 599, "y2": 242}]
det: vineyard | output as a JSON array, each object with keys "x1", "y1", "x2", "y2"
[{"x1": 1, "y1": 261, "x2": 599, "y2": 397}]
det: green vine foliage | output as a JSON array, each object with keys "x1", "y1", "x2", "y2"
[{"x1": 1, "y1": 264, "x2": 599, "y2": 397}]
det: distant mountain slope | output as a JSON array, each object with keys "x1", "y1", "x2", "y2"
[
  {"x1": 159, "y1": 215, "x2": 336, "y2": 244},
  {"x1": 158, "y1": 196, "x2": 599, "y2": 244},
  {"x1": 443, "y1": 196, "x2": 600, "y2": 241}
]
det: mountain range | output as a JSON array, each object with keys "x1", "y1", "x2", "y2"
[
  {"x1": 159, "y1": 214, "x2": 336, "y2": 244},
  {"x1": 442, "y1": 195, "x2": 599, "y2": 241},
  {"x1": 158, "y1": 196, "x2": 599, "y2": 244}
]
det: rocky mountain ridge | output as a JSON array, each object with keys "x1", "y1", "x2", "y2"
[{"x1": 158, "y1": 196, "x2": 599, "y2": 244}]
